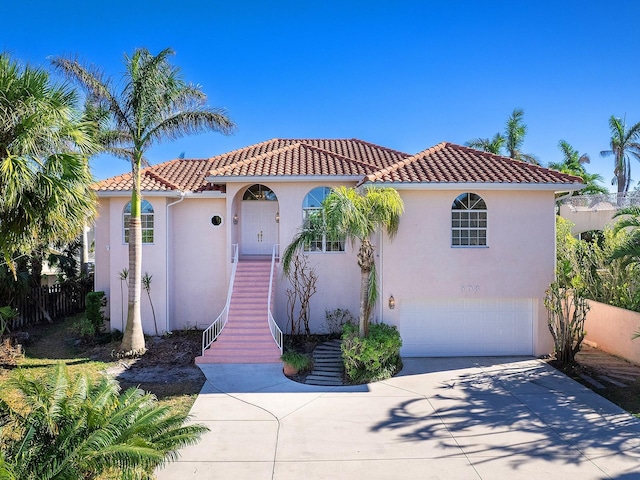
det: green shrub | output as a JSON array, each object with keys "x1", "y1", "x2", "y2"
[
  {"x1": 280, "y1": 350, "x2": 313, "y2": 372},
  {"x1": 84, "y1": 291, "x2": 106, "y2": 336},
  {"x1": 341, "y1": 322, "x2": 402, "y2": 384}
]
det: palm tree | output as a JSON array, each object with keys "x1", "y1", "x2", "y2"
[
  {"x1": 0, "y1": 54, "x2": 97, "y2": 274},
  {"x1": 53, "y1": 48, "x2": 235, "y2": 354},
  {"x1": 283, "y1": 186, "x2": 404, "y2": 337},
  {"x1": 465, "y1": 109, "x2": 537, "y2": 163},
  {"x1": 466, "y1": 133, "x2": 505, "y2": 155},
  {"x1": 600, "y1": 115, "x2": 640, "y2": 196},
  {"x1": 609, "y1": 206, "x2": 640, "y2": 267},
  {"x1": 548, "y1": 140, "x2": 607, "y2": 195},
  {"x1": 504, "y1": 108, "x2": 538, "y2": 164},
  {"x1": 0, "y1": 363, "x2": 207, "y2": 479}
]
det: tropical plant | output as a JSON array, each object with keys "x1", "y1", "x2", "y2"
[
  {"x1": 283, "y1": 186, "x2": 404, "y2": 337},
  {"x1": 142, "y1": 272, "x2": 158, "y2": 336},
  {"x1": 466, "y1": 109, "x2": 537, "y2": 163},
  {"x1": 53, "y1": 48, "x2": 235, "y2": 355},
  {"x1": 504, "y1": 108, "x2": 537, "y2": 164},
  {"x1": 0, "y1": 53, "x2": 97, "y2": 275},
  {"x1": 609, "y1": 206, "x2": 640, "y2": 268},
  {"x1": 0, "y1": 306, "x2": 17, "y2": 336},
  {"x1": 341, "y1": 322, "x2": 402, "y2": 383},
  {"x1": 0, "y1": 363, "x2": 208, "y2": 479},
  {"x1": 466, "y1": 132, "x2": 505, "y2": 155},
  {"x1": 548, "y1": 140, "x2": 607, "y2": 195},
  {"x1": 600, "y1": 115, "x2": 640, "y2": 196},
  {"x1": 280, "y1": 351, "x2": 312, "y2": 373}
]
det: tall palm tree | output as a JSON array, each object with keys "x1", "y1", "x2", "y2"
[
  {"x1": 283, "y1": 186, "x2": 404, "y2": 337},
  {"x1": 0, "y1": 54, "x2": 97, "y2": 274},
  {"x1": 466, "y1": 109, "x2": 537, "y2": 163},
  {"x1": 0, "y1": 363, "x2": 207, "y2": 479},
  {"x1": 53, "y1": 48, "x2": 235, "y2": 354},
  {"x1": 466, "y1": 133, "x2": 505, "y2": 155},
  {"x1": 504, "y1": 108, "x2": 538, "y2": 164},
  {"x1": 600, "y1": 115, "x2": 640, "y2": 196},
  {"x1": 548, "y1": 140, "x2": 607, "y2": 195}
]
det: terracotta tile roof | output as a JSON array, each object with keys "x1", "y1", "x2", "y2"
[
  {"x1": 93, "y1": 139, "x2": 582, "y2": 193},
  {"x1": 208, "y1": 142, "x2": 380, "y2": 177},
  {"x1": 362, "y1": 142, "x2": 583, "y2": 185},
  {"x1": 93, "y1": 139, "x2": 409, "y2": 192}
]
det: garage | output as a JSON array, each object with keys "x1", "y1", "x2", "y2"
[{"x1": 399, "y1": 298, "x2": 534, "y2": 357}]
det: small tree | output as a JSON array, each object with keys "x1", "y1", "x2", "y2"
[
  {"x1": 285, "y1": 254, "x2": 317, "y2": 336},
  {"x1": 545, "y1": 261, "x2": 590, "y2": 365},
  {"x1": 142, "y1": 272, "x2": 158, "y2": 336}
]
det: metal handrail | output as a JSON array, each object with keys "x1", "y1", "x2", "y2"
[
  {"x1": 201, "y1": 244, "x2": 239, "y2": 355},
  {"x1": 267, "y1": 243, "x2": 283, "y2": 354}
]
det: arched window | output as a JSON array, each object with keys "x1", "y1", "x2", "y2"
[
  {"x1": 302, "y1": 187, "x2": 344, "y2": 252},
  {"x1": 242, "y1": 184, "x2": 277, "y2": 201},
  {"x1": 451, "y1": 193, "x2": 487, "y2": 247},
  {"x1": 123, "y1": 200, "x2": 154, "y2": 244}
]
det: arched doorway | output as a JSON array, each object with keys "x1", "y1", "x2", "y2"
[{"x1": 240, "y1": 184, "x2": 279, "y2": 255}]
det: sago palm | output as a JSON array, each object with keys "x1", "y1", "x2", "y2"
[
  {"x1": 283, "y1": 186, "x2": 403, "y2": 337},
  {"x1": 53, "y1": 48, "x2": 235, "y2": 354},
  {"x1": 0, "y1": 53, "x2": 97, "y2": 273},
  {"x1": 600, "y1": 115, "x2": 640, "y2": 196},
  {"x1": 0, "y1": 363, "x2": 208, "y2": 479}
]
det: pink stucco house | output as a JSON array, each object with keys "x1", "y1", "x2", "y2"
[{"x1": 93, "y1": 139, "x2": 582, "y2": 358}]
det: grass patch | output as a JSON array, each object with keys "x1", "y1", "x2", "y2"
[{"x1": 0, "y1": 314, "x2": 204, "y2": 418}]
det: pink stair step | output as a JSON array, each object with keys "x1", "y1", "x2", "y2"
[{"x1": 196, "y1": 259, "x2": 281, "y2": 365}]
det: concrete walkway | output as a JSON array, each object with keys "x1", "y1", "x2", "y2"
[{"x1": 157, "y1": 357, "x2": 640, "y2": 479}]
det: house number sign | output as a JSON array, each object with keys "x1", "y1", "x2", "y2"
[{"x1": 460, "y1": 285, "x2": 480, "y2": 293}]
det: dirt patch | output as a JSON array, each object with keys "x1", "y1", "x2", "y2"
[
  {"x1": 85, "y1": 332, "x2": 206, "y2": 399},
  {"x1": 7, "y1": 317, "x2": 206, "y2": 401}
]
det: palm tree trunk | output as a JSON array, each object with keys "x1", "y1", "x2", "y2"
[
  {"x1": 358, "y1": 239, "x2": 375, "y2": 337},
  {"x1": 121, "y1": 162, "x2": 146, "y2": 354}
]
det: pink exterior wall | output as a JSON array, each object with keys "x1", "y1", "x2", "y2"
[
  {"x1": 170, "y1": 197, "x2": 228, "y2": 330},
  {"x1": 585, "y1": 300, "x2": 640, "y2": 365},
  {"x1": 94, "y1": 196, "x2": 170, "y2": 334},
  {"x1": 225, "y1": 181, "x2": 362, "y2": 334},
  {"x1": 94, "y1": 184, "x2": 559, "y2": 356},
  {"x1": 380, "y1": 189, "x2": 557, "y2": 356}
]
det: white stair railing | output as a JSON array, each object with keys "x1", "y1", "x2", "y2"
[
  {"x1": 201, "y1": 244, "x2": 238, "y2": 355},
  {"x1": 267, "y1": 243, "x2": 283, "y2": 354}
]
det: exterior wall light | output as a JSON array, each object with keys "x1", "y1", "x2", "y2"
[
  {"x1": 233, "y1": 213, "x2": 238, "y2": 225},
  {"x1": 275, "y1": 211, "x2": 280, "y2": 223},
  {"x1": 388, "y1": 295, "x2": 395, "y2": 309}
]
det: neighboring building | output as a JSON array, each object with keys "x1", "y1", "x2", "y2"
[{"x1": 93, "y1": 139, "x2": 582, "y2": 357}]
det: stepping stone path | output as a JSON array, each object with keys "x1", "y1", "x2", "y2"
[
  {"x1": 576, "y1": 344, "x2": 640, "y2": 388},
  {"x1": 304, "y1": 339, "x2": 345, "y2": 386}
]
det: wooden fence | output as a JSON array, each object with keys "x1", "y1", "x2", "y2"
[{"x1": 10, "y1": 282, "x2": 93, "y2": 330}]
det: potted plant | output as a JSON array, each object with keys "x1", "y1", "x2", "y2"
[{"x1": 281, "y1": 351, "x2": 312, "y2": 376}]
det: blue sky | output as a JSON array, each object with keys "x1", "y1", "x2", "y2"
[{"x1": 3, "y1": 1, "x2": 639, "y2": 189}]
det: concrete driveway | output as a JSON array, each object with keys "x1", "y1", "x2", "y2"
[{"x1": 157, "y1": 357, "x2": 640, "y2": 479}]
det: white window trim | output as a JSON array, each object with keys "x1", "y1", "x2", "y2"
[
  {"x1": 123, "y1": 200, "x2": 155, "y2": 245},
  {"x1": 451, "y1": 193, "x2": 488, "y2": 248}
]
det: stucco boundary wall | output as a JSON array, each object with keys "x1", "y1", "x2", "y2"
[{"x1": 584, "y1": 300, "x2": 640, "y2": 365}]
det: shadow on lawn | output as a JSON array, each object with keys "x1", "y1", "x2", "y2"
[{"x1": 372, "y1": 358, "x2": 640, "y2": 470}]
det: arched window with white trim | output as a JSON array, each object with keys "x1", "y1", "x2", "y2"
[
  {"x1": 451, "y1": 193, "x2": 487, "y2": 247},
  {"x1": 123, "y1": 200, "x2": 154, "y2": 244},
  {"x1": 302, "y1": 187, "x2": 344, "y2": 252}
]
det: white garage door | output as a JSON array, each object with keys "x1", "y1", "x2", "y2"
[{"x1": 400, "y1": 298, "x2": 534, "y2": 357}]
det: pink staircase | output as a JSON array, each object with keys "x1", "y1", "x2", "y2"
[{"x1": 196, "y1": 258, "x2": 281, "y2": 364}]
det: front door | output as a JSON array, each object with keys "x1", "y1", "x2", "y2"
[{"x1": 241, "y1": 199, "x2": 279, "y2": 255}]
